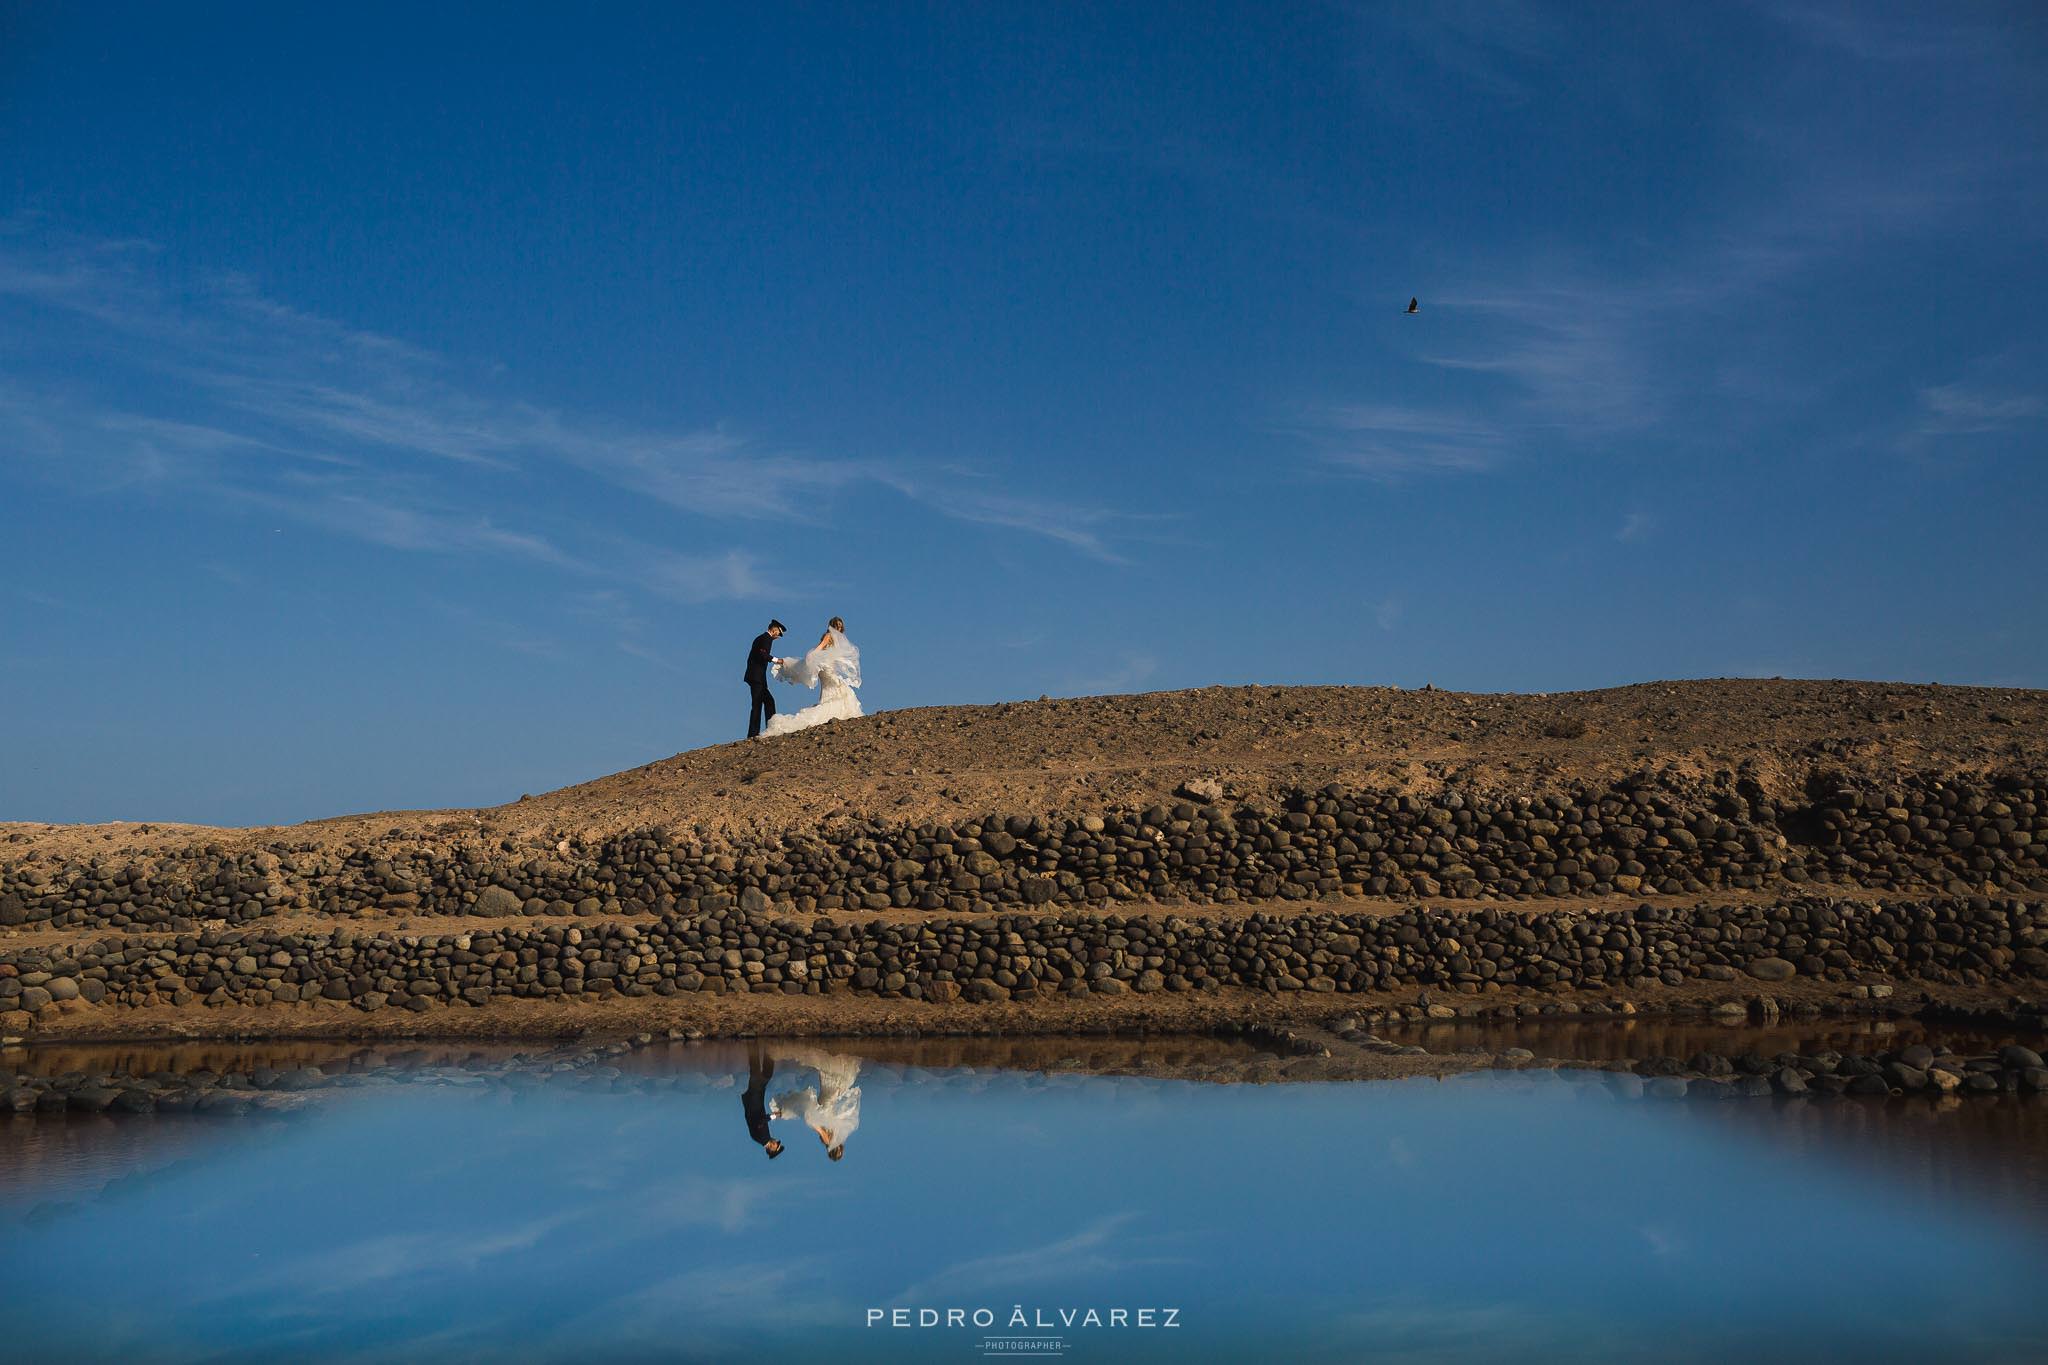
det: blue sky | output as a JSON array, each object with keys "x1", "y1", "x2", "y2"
[{"x1": 3, "y1": 1, "x2": 2044, "y2": 826}]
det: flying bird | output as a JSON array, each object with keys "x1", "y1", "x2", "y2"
[{"x1": 1406, "y1": 297, "x2": 1419, "y2": 314}]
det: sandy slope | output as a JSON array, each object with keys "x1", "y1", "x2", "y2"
[{"x1": 5, "y1": 678, "x2": 2043, "y2": 864}]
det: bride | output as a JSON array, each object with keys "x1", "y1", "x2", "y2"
[
  {"x1": 768, "y1": 1047, "x2": 862, "y2": 1161},
  {"x1": 762, "y1": 616, "x2": 861, "y2": 737}
]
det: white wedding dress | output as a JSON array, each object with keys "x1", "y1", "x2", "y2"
[
  {"x1": 768, "y1": 1048, "x2": 862, "y2": 1153},
  {"x1": 762, "y1": 630, "x2": 861, "y2": 736}
]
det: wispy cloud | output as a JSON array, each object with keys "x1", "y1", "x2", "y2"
[
  {"x1": 621, "y1": 1171, "x2": 808, "y2": 1236},
  {"x1": 1638, "y1": 1223, "x2": 1685, "y2": 1258},
  {"x1": 1283, "y1": 402, "x2": 1508, "y2": 480},
  {"x1": 1071, "y1": 652, "x2": 1158, "y2": 695},
  {"x1": 235, "y1": 478, "x2": 587, "y2": 568},
  {"x1": 1370, "y1": 1, "x2": 1563, "y2": 109},
  {"x1": 530, "y1": 1256, "x2": 848, "y2": 1360},
  {"x1": 1305, "y1": 5, "x2": 2040, "y2": 478},
  {"x1": 231, "y1": 1211, "x2": 584, "y2": 1297},
  {"x1": 1615, "y1": 512, "x2": 1653, "y2": 544},
  {"x1": 10, "y1": 586, "x2": 70, "y2": 610},
  {"x1": 882, "y1": 475, "x2": 1127, "y2": 562},
  {"x1": 1771, "y1": 1, "x2": 2003, "y2": 66},
  {"x1": 891, "y1": 1213, "x2": 1184, "y2": 1304},
  {"x1": 635, "y1": 547, "x2": 781, "y2": 603},
  {"x1": 0, "y1": 222, "x2": 1128, "y2": 587},
  {"x1": 1415, "y1": 280, "x2": 1680, "y2": 434},
  {"x1": 1330, "y1": 1295, "x2": 1616, "y2": 1365},
  {"x1": 1911, "y1": 382, "x2": 2042, "y2": 438}
]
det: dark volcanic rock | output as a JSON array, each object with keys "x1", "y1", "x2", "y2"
[{"x1": 6, "y1": 766, "x2": 2046, "y2": 934}]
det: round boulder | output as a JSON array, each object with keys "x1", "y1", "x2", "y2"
[{"x1": 473, "y1": 886, "x2": 523, "y2": 917}]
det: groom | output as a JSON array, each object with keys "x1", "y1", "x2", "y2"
[
  {"x1": 742, "y1": 1043, "x2": 784, "y2": 1159},
  {"x1": 744, "y1": 619, "x2": 785, "y2": 738}
]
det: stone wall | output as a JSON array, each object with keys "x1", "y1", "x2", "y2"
[
  {"x1": 4, "y1": 770, "x2": 2044, "y2": 933},
  {"x1": 4, "y1": 895, "x2": 2044, "y2": 1028}
]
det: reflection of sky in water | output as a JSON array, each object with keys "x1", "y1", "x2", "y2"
[{"x1": 5, "y1": 1069, "x2": 2047, "y2": 1363}]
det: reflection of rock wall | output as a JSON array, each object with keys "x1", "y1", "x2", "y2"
[
  {"x1": 3, "y1": 895, "x2": 2044, "y2": 1030},
  {"x1": 1678, "y1": 1066, "x2": 2048, "y2": 1212},
  {"x1": 4, "y1": 771, "x2": 2046, "y2": 932}
]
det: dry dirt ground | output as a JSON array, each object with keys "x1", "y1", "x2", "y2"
[
  {"x1": 17, "y1": 972, "x2": 2027, "y2": 1051},
  {"x1": 6, "y1": 678, "x2": 2044, "y2": 865}
]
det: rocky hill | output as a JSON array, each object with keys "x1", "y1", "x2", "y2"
[
  {"x1": 5, "y1": 679, "x2": 2046, "y2": 1041},
  {"x1": 2, "y1": 679, "x2": 2044, "y2": 939},
  {"x1": 7, "y1": 678, "x2": 2044, "y2": 863}
]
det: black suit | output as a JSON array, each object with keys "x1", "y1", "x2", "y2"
[
  {"x1": 743, "y1": 1047, "x2": 777, "y2": 1151},
  {"x1": 745, "y1": 631, "x2": 778, "y2": 737}
]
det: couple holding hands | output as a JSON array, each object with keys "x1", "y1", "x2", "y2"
[
  {"x1": 741, "y1": 1044, "x2": 862, "y2": 1162},
  {"x1": 743, "y1": 617, "x2": 862, "y2": 739}
]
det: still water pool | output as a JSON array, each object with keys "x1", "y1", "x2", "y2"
[{"x1": 5, "y1": 1038, "x2": 2046, "y2": 1363}]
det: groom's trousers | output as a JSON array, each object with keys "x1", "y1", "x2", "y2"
[{"x1": 747, "y1": 681, "x2": 776, "y2": 738}]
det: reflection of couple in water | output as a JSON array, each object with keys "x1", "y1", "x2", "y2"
[{"x1": 742, "y1": 1043, "x2": 862, "y2": 1162}]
